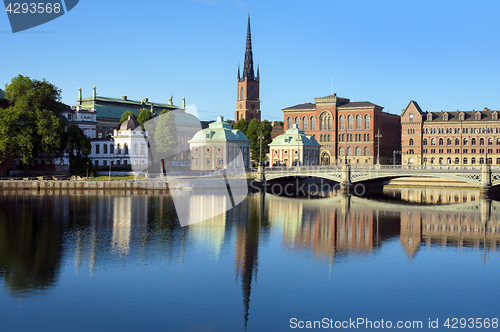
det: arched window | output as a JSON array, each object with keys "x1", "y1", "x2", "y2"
[
  {"x1": 295, "y1": 116, "x2": 300, "y2": 128},
  {"x1": 249, "y1": 86, "x2": 255, "y2": 100},
  {"x1": 480, "y1": 157, "x2": 484, "y2": 164},
  {"x1": 471, "y1": 138, "x2": 476, "y2": 145},
  {"x1": 110, "y1": 144, "x2": 114, "y2": 154},
  {"x1": 320, "y1": 135, "x2": 323, "y2": 142},
  {"x1": 447, "y1": 157, "x2": 451, "y2": 164},
  {"x1": 497, "y1": 158, "x2": 500, "y2": 165},
  {"x1": 439, "y1": 157, "x2": 443, "y2": 164},
  {"x1": 356, "y1": 147, "x2": 361, "y2": 156},
  {"x1": 116, "y1": 144, "x2": 121, "y2": 154},
  {"x1": 463, "y1": 138, "x2": 468, "y2": 145},
  {"x1": 339, "y1": 115, "x2": 345, "y2": 130},
  {"x1": 240, "y1": 86, "x2": 244, "y2": 101},
  {"x1": 133, "y1": 143, "x2": 137, "y2": 154},
  {"x1": 364, "y1": 114, "x2": 370, "y2": 129},
  {"x1": 364, "y1": 147, "x2": 370, "y2": 156},
  {"x1": 328, "y1": 116, "x2": 332, "y2": 130},
  {"x1": 460, "y1": 114, "x2": 464, "y2": 121},
  {"x1": 423, "y1": 138, "x2": 427, "y2": 145},
  {"x1": 124, "y1": 144, "x2": 129, "y2": 154},
  {"x1": 431, "y1": 138, "x2": 436, "y2": 145},
  {"x1": 471, "y1": 157, "x2": 476, "y2": 164},
  {"x1": 320, "y1": 112, "x2": 332, "y2": 131},
  {"x1": 455, "y1": 138, "x2": 460, "y2": 145},
  {"x1": 328, "y1": 134, "x2": 331, "y2": 142},
  {"x1": 447, "y1": 138, "x2": 452, "y2": 145},
  {"x1": 409, "y1": 113, "x2": 413, "y2": 121},
  {"x1": 303, "y1": 116, "x2": 308, "y2": 131},
  {"x1": 339, "y1": 147, "x2": 344, "y2": 155},
  {"x1": 356, "y1": 114, "x2": 362, "y2": 129},
  {"x1": 431, "y1": 157, "x2": 435, "y2": 164},
  {"x1": 480, "y1": 138, "x2": 484, "y2": 145},
  {"x1": 497, "y1": 138, "x2": 500, "y2": 145},
  {"x1": 347, "y1": 147, "x2": 353, "y2": 156},
  {"x1": 287, "y1": 117, "x2": 292, "y2": 129},
  {"x1": 489, "y1": 138, "x2": 493, "y2": 145},
  {"x1": 455, "y1": 157, "x2": 459, "y2": 164},
  {"x1": 463, "y1": 158, "x2": 467, "y2": 164},
  {"x1": 409, "y1": 138, "x2": 414, "y2": 146},
  {"x1": 347, "y1": 115, "x2": 353, "y2": 130},
  {"x1": 439, "y1": 138, "x2": 443, "y2": 145},
  {"x1": 311, "y1": 116, "x2": 316, "y2": 130},
  {"x1": 103, "y1": 144, "x2": 108, "y2": 154}
]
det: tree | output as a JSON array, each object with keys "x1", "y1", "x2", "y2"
[
  {"x1": 63, "y1": 124, "x2": 92, "y2": 176},
  {"x1": 0, "y1": 75, "x2": 65, "y2": 169},
  {"x1": 137, "y1": 108, "x2": 152, "y2": 130},
  {"x1": 258, "y1": 120, "x2": 272, "y2": 163},
  {"x1": 154, "y1": 111, "x2": 178, "y2": 172},
  {"x1": 273, "y1": 120, "x2": 284, "y2": 127},
  {"x1": 160, "y1": 109, "x2": 170, "y2": 115},
  {"x1": 233, "y1": 118, "x2": 248, "y2": 136},
  {"x1": 246, "y1": 118, "x2": 261, "y2": 162},
  {"x1": 118, "y1": 111, "x2": 137, "y2": 128}
]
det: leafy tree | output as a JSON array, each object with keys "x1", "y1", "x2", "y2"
[
  {"x1": 0, "y1": 75, "x2": 65, "y2": 170},
  {"x1": 225, "y1": 119, "x2": 233, "y2": 125},
  {"x1": 153, "y1": 111, "x2": 178, "y2": 172},
  {"x1": 160, "y1": 109, "x2": 170, "y2": 115},
  {"x1": 233, "y1": 118, "x2": 248, "y2": 136},
  {"x1": 63, "y1": 124, "x2": 92, "y2": 176},
  {"x1": 137, "y1": 108, "x2": 152, "y2": 130},
  {"x1": 273, "y1": 120, "x2": 284, "y2": 127},
  {"x1": 118, "y1": 111, "x2": 136, "y2": 128},
  {"x1": 258, "y1": 120, "x2": 272, "y2": 163},
  {"x1": 246, "y1": 118, "x2": 261, "y2": 162}
]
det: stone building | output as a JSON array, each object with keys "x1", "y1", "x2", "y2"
[
  {"x1": 401, "y1": 100, "x2": 500, "y2": 165},
  {"x1": 235, "y1": 15, "x2": 261, "y2": 122},
  {"x1": 189, "y1": 116, "x2": 250, "y2": 171},
  {"x1": 268, "y1": 124, "x2": 320, "y2": 166},
  {"x1": 282, "y1": 93, "x2": 401, "y2": 165}
]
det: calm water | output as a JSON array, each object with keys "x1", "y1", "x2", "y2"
[{"x1": 0, "y1": 188, "x2": 499, "y2": 331}]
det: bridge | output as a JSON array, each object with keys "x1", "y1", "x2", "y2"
[{"x1": 254, "y1": 164, "x2": 500, "y2": 196}]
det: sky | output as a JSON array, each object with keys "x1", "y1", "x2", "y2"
[{"x1": 1, "y1": 0, "x2": 500, "y2": 121}]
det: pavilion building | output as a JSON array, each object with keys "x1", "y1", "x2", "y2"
[{"x1": 268, "y1": 124, "x2": 320, "y2": 166}]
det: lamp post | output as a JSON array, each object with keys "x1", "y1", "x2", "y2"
[
  {"x1": 344, "y1": 128, "x2": 348, "y2": 165},
  {"x1": 375, "y1": 129, "x2": 382, "y2": 165},
  {"x1": 258, "y1": 130, "x2": 264, "y2": 167}
]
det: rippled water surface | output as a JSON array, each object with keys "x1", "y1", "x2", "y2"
[{"x1": 0, "y1": 188, "x2": 499, "y2": 331}]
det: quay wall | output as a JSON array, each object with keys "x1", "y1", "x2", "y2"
[{"x1": 0, "y1": 180, "x2": 169, "y2": 191}]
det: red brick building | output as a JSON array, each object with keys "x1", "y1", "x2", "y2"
[
  {"x1": 235, "y1": 15, "x2": 261, "y2": 122},
  {"x1": 401, "y1": 100, "x2": 500, "y2": 166},
  {"x1": 282, "y1": 93, "x2": 401, "y2": 165}
]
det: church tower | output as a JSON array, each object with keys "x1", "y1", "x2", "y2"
[{"x1": 235, "y1": 14, "x2": 261, "y2": 122}]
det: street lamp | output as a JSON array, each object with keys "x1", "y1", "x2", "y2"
[
  {"x1": 375, "y1": 129, "x2": 382, "y2": 165},
  {"x1": 344, "y1": 127, "x2": 348, "y2": 165}
]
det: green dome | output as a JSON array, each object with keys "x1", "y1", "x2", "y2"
[
  {"x1": 269, "y1": 124, "x2": 320, "y2": 147},
  {"x1": 189, "y1": 116, "x2": 250, "y2": 143}
]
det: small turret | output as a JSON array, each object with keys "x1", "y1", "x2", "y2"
[
  {"x1": 78, "y1": 87, "x2": 82, "y2": 104},
  {"x1": 182, "y1": 97, "x2": 186, "y2": 108},
  {"x1": 92, "y1": 86, "x2": 96, "y2": 99}
]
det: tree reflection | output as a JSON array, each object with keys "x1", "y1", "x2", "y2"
[{"x1": 0, "y1": 196, "x2": 63, "y2": 295}]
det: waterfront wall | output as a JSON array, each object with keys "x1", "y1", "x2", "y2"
[{"x1": 0, "y1": 180, "x2": 169, "y2": 191}]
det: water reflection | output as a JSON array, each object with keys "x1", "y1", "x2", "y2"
[{"x1": 0, "y1": 188, "x2": 499, "y2": 328}]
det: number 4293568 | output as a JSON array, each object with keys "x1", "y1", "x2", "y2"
[{"x1": 5, "y1": 3, "x2": 61, "y2": 14}]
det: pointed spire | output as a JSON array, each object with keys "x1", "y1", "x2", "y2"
[
  {"x1": 242, "y1": 12, "x2": 254, "y2": 80},
  {"x1": 238, "y1": 64, "x2": 241, "y2": 80},
  {"x1": 257, "y1": 63, "x2": 259, "y2": 78}
]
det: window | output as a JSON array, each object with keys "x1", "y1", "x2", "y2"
[
  {"x1": 95, "y1": 144, "x2": 100, "y2": 154},
  {"x1": 347, "y1": 115, "x2": 353, "y2": 130},
  {"x1": 124, "y1": 144, "x2": 128, "y2": 154},
  {"x1": 133, "y1": 144, "x2": 137, "y2": 154},
  {"x1": 364, "y1": 147, "x2": 370, "y2": 156},
  {"x1": 347, "y1": 147, "x2": 353, "y2": 156},
  {"x1": 303, "y1": 116, "x2": 308, "y2": 131},
  {"x1": 240, "y1": 86, "x2": 244, "y2": 101},
  {"x1": 339, "y1": 115, "x2": 345, "y2": 130},
  {"x1": 409, "y1": 138, "x2": 414, "y2": 146},
  {"x1": 463, "y1": 158, "x2": 468, "y2": 164},
  {"x1": 356, "y1": 115, "x2": 362, "y2": 130},
  {"x1": 447, "y1": 138, "x2": 452, "y2": 145},
  {"x1": 98, "y1": 133, "x2": 102, "y2": 138},
  {"x1": 364, "y1": 114, "x2": 371, "y2": 129},
  {"x1": 104, "y1": 160, "x2": 107, "y2": 166},
  {"x1": 447, "y1": 157, "x2": 451, "y2": 164},
  {"x1": 439, "y1": 138, "x2": 443, "y2": 145},
  {"x1": 455, "y1": 138, "x2": 460, "y2": 145},
  {"x1": 480, "y1": 157, "x2": 484, "y2": 164},
  {"x1": 409, "y1": 113, "x2": 413, "y2": 121},
  {"x1": 249, "y1": 86, "x2": 255, "y2": 100},
  {"x1": 460, "y1": 114, "x2": 464, "y2": 121},
  {"x1": 480, "y1": 138, "x2": 484, "y2": 145},
  {"x1": 110, "y1": 144, "x2": 114, "y2": 154},
  {"x1": 489, "y1": 138, "x2": 493, "y2": 145},
  {"x1": 295, "y1": 116, "x2": 300, "y2": 128},
  {"x1": 339, "y1": 147, "x2": 344, "y2": 155},
  {"x1": 431, "y1": 138, "x2": 436, "y2": 145},
  {"x1": 104, "y1": 144, "x2": 108, "y2": 154},
  {"x1": 455, "y1": 158, "x2": 459, "y2": 164},
  {"x1": 471, "y1": 138, "x2": 476, "y2": 145},
  {"x1": 116, "y1": 144, "x2": 121, "y2": 154},
  {"x1": 463, "y1": 138, "x2": 468, "y2": 146},
  {"x1": 206, "y1": 133, "x2": 210, "y2": 139},
  {"x1": 356, "y1": 147, "x2": 361, "y2": 156},
  {"x1": 471, "y1": 158, "x2": 476, "y2": 164},
  {"x1": 311, "y1": 116, "x2": 316, "y2": 130},
  {"x1": 124, "y1": 160, "x2": 128, "y2": 165},
  {"x1": 320, "y1": 112, "x2": 332, "y2": 130},
  {"x1": 287, "y1": 117, "x2": 292, "y2": 129},
  {"x1": 423, "y1": 138, "x2": 428, "y2": 145}
]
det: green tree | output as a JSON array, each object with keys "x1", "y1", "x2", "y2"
[
  {"x1": 246, "y1": 118, "x2": 261, "y2": 162},
  {"x1": 0, "y1": 75, "x2": 65, "y2": 170},
  {"x1": 273, "y1": 120, "x2": 284, "y2": 127},
  {"x1": 258, "y1": 120, "x2": 272, "y2": 163},
  {"x1": 137, "y1": 108, "x2": 152, "y2": 130},
  {"x1": 233, "y1": 118, "x2": 249, "y2": 136},
  {"x1": 160, "y1": 109, "x2": 170, "y2": 115},
  {"x1": 63, "y1": 124, "x2": 92, "y2": 176},
  {"x1": 118, "y1": 111, "x2": 137, "y2": 128},
  {"x1": 154, "y1": 111, "x2": 178, "y2": 172}
]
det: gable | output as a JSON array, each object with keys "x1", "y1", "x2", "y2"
[{"x1": 401, "y1": 100, "x2": 424, "y2": 122}]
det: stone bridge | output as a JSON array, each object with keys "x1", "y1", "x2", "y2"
[{"x1": 255, "y1": 164, "x2": 500, "y2": 196}]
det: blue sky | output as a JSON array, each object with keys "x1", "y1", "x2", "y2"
[{"x1": 2, "y1": 0, "x2": 500, "y2": 121}]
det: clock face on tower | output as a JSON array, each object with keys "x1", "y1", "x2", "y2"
[{"x1": 251, "y1": 103, "x2": 255, "y2": 109}]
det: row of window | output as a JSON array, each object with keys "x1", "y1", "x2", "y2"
[
  {"x1": 418, "y1": 127, "x2": 499, "y2": 134},
  {"x1": 339, "y1": 133, "x2": 371, "y2": 142},
  {"x1": 419, "y1": 137, "x2": 500, "y2": 146},
  {"x1": 409, "y1": 112, "x2": 499, "y2": 122},
  {"x1": 93, "y1": 143, "x2": 146, "y2": 155},
  {"x1": 422, "y1": 148, "x2": 496, "y2": 154},
  {"x1": 338, "y1": 146, "x2": 371, "y2": 156},
  {"x1": 423, "y1": 157, "x2": 498, "y2": 165},
  {"x1": 286, "y1": 113, "x2": 372, "y2": 131}
]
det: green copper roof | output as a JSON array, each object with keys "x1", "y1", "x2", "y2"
[
  {"x1": 0, "y1": 88, "x2": 6, "y2": 101},
  {"x1": 269, "y1": 124, "x2": 320, "y2": 147},
  {"x1": 75, "y1": 96, "x2": 180, "y2": 121},
  {"x1": 189, "y1": 116, "x2": 250, "y2": 143}
]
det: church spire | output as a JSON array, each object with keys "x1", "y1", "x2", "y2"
[{"x1": 243, "y1": 13, "x2": 254, "y2": 80}]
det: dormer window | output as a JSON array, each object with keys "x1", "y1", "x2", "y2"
[
  {"x1": 427, "y1": 113, "x2": 432, "y2": 121},
  {"x1": 284, "y1": 138, "x2": 288, "y2": 143},
  {"x1": 459, "y1": 113, "x2": 464, "y2": 121},
  {"x1": 493, "y1": 112, "x2": 498, "y2": 120},
  {"x1": 205, "y1": 133, "x2": 210, "y2": 139},
  {"x1": 409, "y1": 113, "x2": 414, "y2": 121},
  {"x1": 443, "y1": 113, "x2": 448, "y2": 121},
  {"x1": 476, "y1": 112, "x2": 481, "y2": 120}
]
